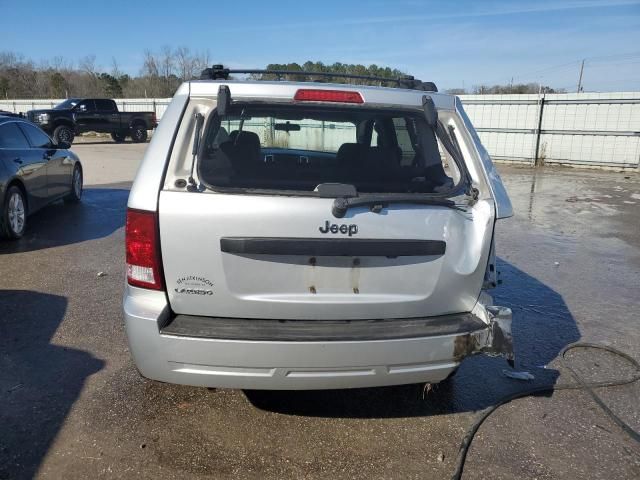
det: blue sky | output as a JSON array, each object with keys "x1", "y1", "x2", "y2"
[{"x1": 1, "y1": 0, "x2": 639, "y2": 91}]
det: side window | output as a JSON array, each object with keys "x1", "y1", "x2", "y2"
[
  {"x1": 0, "y1": 123, "x2": 30, "y2": 149},
  {"x1": 19, "y1": 123, "x2": 52, "y2": 148},
  {"x1": 76, "y1": 100, "x2": 95, "y2": 112},
  {"x1": 95, "y1": 99, "x2": 116, "y2": 112},
  {"x1": 392, "y1": 117, "x2": 459, "y2": 180}
]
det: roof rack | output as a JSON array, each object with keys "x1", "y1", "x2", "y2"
[{"x1": 199, "y1": 65, "x2": 437, "y2": 92}]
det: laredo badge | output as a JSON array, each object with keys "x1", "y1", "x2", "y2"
[{"x1": 175, "y1": 275, "x2": 214, "y2": 295}]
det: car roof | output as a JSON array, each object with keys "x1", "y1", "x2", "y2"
[
  {"x1": 185, "y1": 80, "x2": 457, "y2": 111},
  {"x1": 0, "y1": 115, "x2": 24, "y2": 124}
]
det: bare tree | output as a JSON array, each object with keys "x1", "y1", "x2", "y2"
[
  {"x1": 472, "y1": 83, "x2": 565, "y2": 94},
  {"x1": 142, "y1": 49, "x2": 159, "y2": 77},
  {"x1": 0, "y1": 50, "x2": 421, "y2": 99},
  {"x1": 111, "y1": 57, "x2": 121, "y2": 79},
  {"x1": 160, "y1": 45, "x2": 175, "y2": 81},
  {"x1": 79, "y1": 54, "x2": 97, "y2": 76},
  {"x1": 175, "y1": 46, "x2": 195, "y2": 81},
  {"x1": 52, "y1": 56, "x2": 65, "y2": 71},
  {"x1": 193, "y1": 49, "x2": 211, "y2": 77}
]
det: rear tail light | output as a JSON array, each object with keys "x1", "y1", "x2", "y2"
[
  {"x1": 126, "y1": 208, "x2": 164, "y2": 290},
  {"x1": 294, "y1": 89, "x2": 364, "y2": 104},
  {"x1": 151, "y1": 112, "x2": 157, "y2": 125}
]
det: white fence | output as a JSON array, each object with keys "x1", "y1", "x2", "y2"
[
  {"x1": 2, "y1": 92, "x2": 639, "y2": 169},
  {"x1": 459, "y1": 92, "x2": 640, "y2": 169}
]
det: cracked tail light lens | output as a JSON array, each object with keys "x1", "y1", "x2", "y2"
[
  {"x1": 126, "y1": 208, "x2": 163, "y2": 290},
  {"x1": 294, "y1": 89, "x2": 364, "y2": 103}
]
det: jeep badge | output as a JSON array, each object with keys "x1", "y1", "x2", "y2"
[{"x1": 319, "y1": 221, "x2": 358, "y2": 236}]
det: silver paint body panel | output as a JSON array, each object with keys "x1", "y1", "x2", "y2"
[{"x1": 124, "y1": 79, "x2": 513, "y2": 389}]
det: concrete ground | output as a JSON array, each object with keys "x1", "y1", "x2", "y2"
[{"x1": 1, "y1": 142, "x2": 639, "y2": 479}]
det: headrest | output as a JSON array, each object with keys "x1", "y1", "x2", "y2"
[
  {"x1": 229, "y1": 130, "x2": 261, "y2": 150},
  {"x1": 337, "y1": 143, "x2": 366, "y2": 165}
]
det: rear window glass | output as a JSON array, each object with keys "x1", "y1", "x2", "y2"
[
  {"x1": 198, "y1": 104, "x2": 462, "y2": 195},
  {"x1": 19, "y1": 123, "x2": 52, "y2": 148}
]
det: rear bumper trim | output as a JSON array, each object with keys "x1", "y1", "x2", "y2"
[{"x1": 160, "y1": 312, "x2": 485, "y2": 341}]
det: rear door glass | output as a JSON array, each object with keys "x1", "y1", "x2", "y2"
[
  {"x1": 95, "y1": 99, "x2": 116, "y2": 112},
  {"x1": 198, "y1": 105, "x2": 460, "y2": 195},
  {"x1": 0, "y1": 123, "x2": 30, "y2": 149}
]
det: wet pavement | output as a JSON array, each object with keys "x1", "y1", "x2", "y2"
[{"x1": 1, "y1": 144, "x2": 639, "y2": 479}]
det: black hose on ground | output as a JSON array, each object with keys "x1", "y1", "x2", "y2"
[{"x1": 451, "y1": 342, "x2": 640, "y2": 480}]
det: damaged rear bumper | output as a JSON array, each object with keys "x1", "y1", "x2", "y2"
[
  {"x1": 455, "y1": 301, "x2": 514, "y2": 364},
  {"x1": 124, "y1": 286, "x2": 514, "y2": 390}
]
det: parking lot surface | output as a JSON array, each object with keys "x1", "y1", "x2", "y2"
[{"x1": 1, "y1": 142, "x2": 639, "y2": 479}]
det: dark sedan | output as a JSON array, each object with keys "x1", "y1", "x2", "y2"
[{"x1": 0, "y1": 116, "x2": 82, "y2": 239}]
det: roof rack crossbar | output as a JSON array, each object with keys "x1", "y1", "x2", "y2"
[{"x1": 199, "y1": 65, "x2": 437, "y2": 92}]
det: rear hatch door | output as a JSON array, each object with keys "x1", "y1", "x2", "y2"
[{"x1": 159, "y1": 96, "x2": 495, "y2": 320}]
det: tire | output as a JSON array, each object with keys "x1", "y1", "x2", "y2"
[
  {"x1": 53, "y1": 125, "x2": 75, "y2": 145},
  {"x1": 130, "y1": 124, "x2": 148, "y2": 143},
  {"x1": 64, "y1": 164, "x2": 83, "y2": 204},
  {"x1": 111, "y1": 132, "x2": 126, "y2": 143},
  {"x1": 1, "y1": 185, "x2": 27, "y2": 239}
]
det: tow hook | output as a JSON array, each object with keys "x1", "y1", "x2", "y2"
[{"x1": 454, "y1": 305, "x2": 515, "y2": 366}]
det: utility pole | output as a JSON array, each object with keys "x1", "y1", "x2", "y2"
[
  {"x1": 577, "y1": 59, "x2": 585, "y2": 93},
  {"x1": 533, "y1": 88, "x2": 546, "y2": 167}
]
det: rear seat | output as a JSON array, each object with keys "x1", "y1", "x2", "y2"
[
  {"x1": 224, "y1": 131, "x2": 261, "y2": 160},
  {"x1": 220, "y1": 130, "x2": 262, "y2": 175},
  {"x1": 200, "y1": 130, "x2": 262, "y2": 183},
  {"x1": 334, "y1": 142, "x2": 453, "y2": 191},
  {"x1": 337, "y1": 143, "x2": 402, "y2": 178},
  {"x1": 336, "y1": 143, "x2": 366, "y2": 166},
  {"x1": 202, "y1": 137, "x2": 447, "y2": 191}
]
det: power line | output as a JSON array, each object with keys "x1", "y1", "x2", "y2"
[
  {"x1": 476, "y1": 51, "x2": 640, "y2": 88},
  {"x1": 587, "y1": 51, "x2": 640, "y2": 62},
  {"x1": 582, "y1": 60, "x2": 640, "y2": 68}
]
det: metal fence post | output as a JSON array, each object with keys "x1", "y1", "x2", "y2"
[{"x1": 532, "y1": 93, "x2": 546, "y2": 166}]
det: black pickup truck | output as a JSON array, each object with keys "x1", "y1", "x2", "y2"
[{"x1": 26, "y1": 98, "x2": 157, "y2": 144}]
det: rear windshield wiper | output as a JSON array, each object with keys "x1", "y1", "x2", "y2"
[{"x1": 332, "y1": 194, "x2": 466, "y2": 218}]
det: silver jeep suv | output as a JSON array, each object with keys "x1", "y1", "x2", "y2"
[{"x1": 123, "y1": 67, "x2": 514, "y2": 390}]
